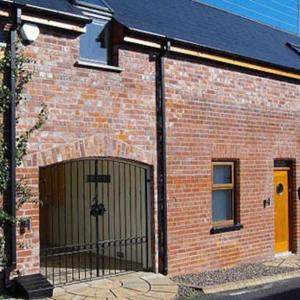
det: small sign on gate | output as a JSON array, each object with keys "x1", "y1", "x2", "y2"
[{"x1": 86, "y1": 175, "x2": 111, "y2": 183}]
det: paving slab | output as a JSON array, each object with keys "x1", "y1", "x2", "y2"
[
  {"x1": 51, "y1": 272, "x2": 178, "y2": 299},
  {"x1": 263, "y1": 254, "x2": 300, "y2": 269}
]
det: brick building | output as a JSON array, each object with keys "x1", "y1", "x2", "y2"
[{"x1": 0, "y1": 0, "x2": 300, "y2": 289}]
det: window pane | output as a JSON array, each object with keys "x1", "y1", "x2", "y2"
[
  {"x1": 213, "y1": 165, "x2": 232, "y2": 184},
  {"x1": 212, "y1": 190, "x2": 233, "y2": 222},
  {"x1": 80, "y1": 21, "x2": 107, "y2": 63}
]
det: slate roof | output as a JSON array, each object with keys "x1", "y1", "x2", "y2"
[
  {"x1": 2, "y1": 0, "x2": 300, "y2": 72},
  {"x1": 0, "y1": 0, "x2": 88, "y2": 21},
  {"x1": 105, "y1": 0, "x2": 300, "y2": 73}
]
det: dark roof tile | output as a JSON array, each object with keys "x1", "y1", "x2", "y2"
[
  {"x1": 1, "y1": 0, "x2": 88, "y2": 21},
  {"x1": 106, "y1": 0, "x2": 300, "y2": 72}
]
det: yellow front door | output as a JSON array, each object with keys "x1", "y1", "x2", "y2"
[{"x1": 274, "y1": 170, "x2": 289, "y2": 253}]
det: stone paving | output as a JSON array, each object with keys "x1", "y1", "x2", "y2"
[
  {"x1": 202, "y1": 254, "x2": 300, "y2": 294},
  {"x1": 52, "y1": 272, "x2": 178, "y2": 300},
  {"x1": 8, "y1": 255, "x2": 300, "y2": 299},
  {"x1": 263, "y1": 253, "x2": 300, "y2": 269}
]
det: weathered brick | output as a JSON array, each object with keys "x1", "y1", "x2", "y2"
[{"x1": 12, "y1": 24, "x2": 300, "y2": 278}]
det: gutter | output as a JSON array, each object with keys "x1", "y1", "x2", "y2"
[
  {"x1": 122, "y1": 26, "x2": 300, "y2": 81},
  {"x1": 155, "y1": 40, "x2": 171, "y2": 275},
  {"x1": 123, "y1": 34, "x2": 300, "y2": 81},
  {"x1": 16, "y1": 4, "x2": 90, "y2": 23},
  {"x1": 126, "y1": 25, "x2": 300, "y2": 75},
  {"x1": 0, "y1": 4, "x2": 90, "y2": 33},
  {"x1": 4, "y1": 5, "x2": 19, "y2": 289}
]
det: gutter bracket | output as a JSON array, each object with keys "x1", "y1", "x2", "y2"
[{"x1": 162, "y1": 40, "x2": 171, "y2": 55}]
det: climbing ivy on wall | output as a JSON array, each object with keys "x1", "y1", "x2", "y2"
[{"x1": 0, "y1": 39, "x2": 47, "y2": 268}]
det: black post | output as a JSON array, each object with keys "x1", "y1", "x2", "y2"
[
  {"x1": 155, "y1": 40, "x2": 170, "y2": 275},
  {"x1": 4, "y1": 7, "x2": 21, "y2": 288},
  {"x1": 8, "y1": 26, "x2": 17, "y2": 269}
]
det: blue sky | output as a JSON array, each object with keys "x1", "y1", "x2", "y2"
[{"x1": 199, "y1": 0, "x2": 299, "y2": 35}]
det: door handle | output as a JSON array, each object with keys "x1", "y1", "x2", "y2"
[
  {"x1": 90, "y1": 201, "x2": 106, "y2": 217},
  {"x1": 263, "y1": 197, "x2": 271, "y2": 208}
]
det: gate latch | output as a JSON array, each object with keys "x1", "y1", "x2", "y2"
[{"x1": 90, "y1": 201, "x2": 106, "y2": 217}]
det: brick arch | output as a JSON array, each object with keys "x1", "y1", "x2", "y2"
[{"x1": 23, "y1": 133, "x2": 155, "y2": 168}]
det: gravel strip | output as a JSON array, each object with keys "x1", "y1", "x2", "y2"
[
  {"x1": 174, "y1": 285, "x2": 203, "y2": 300},
  {"x1": 172, "y1": 263, "x2": 297, "y2": 299}
]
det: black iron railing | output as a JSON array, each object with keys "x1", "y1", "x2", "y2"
[{"x1": 39, "y1": 158, "x2": 152, "y2": 286}]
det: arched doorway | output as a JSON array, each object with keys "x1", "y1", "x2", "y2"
[{"x1": 39, "y1": 157, "x2": 153, "y2": 285}]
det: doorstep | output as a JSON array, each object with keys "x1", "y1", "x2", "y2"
[{"x1": 274, "y1": 251, "x2": 293, "y2": 258}]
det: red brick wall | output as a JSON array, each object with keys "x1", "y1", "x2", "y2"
[
  {"x1": 16, "y1": 26, "x2": 158, "y2": 275},
  {"x1": 15, "y1": 25, "x2": 300, "y2": 276},
  {"x1": 165, "y1": 57, "x2": 300, "y2": 275}
]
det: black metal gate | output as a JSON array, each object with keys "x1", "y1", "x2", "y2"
[{"x1": 39, "y1": 158, "x2": 152, "y2": 286}]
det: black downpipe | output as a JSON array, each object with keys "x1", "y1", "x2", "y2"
[
  {"x1": 155, "y1": 40, "x2": 170, "y2": 275},
  {"x1": 4, "y1": 7, "x2": 21, "y2": 288}
]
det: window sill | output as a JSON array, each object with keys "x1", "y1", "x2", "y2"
[
  {"x1": 75, "y1": 60, "x2": 123, "y2": 72},
  {"x1": 210, "y1": 223, "x2": 243, "y2": 234}
]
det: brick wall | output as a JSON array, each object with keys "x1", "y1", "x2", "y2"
[
  {"x1": 15, "y1": 25, "x2": 300, "y2": 276},
  {"x1": 16, "y1": 26, "x2": 158, "y2": 275},
  {"x1": 165, "y1": 57, "x2": 300, "y2": 275}
]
